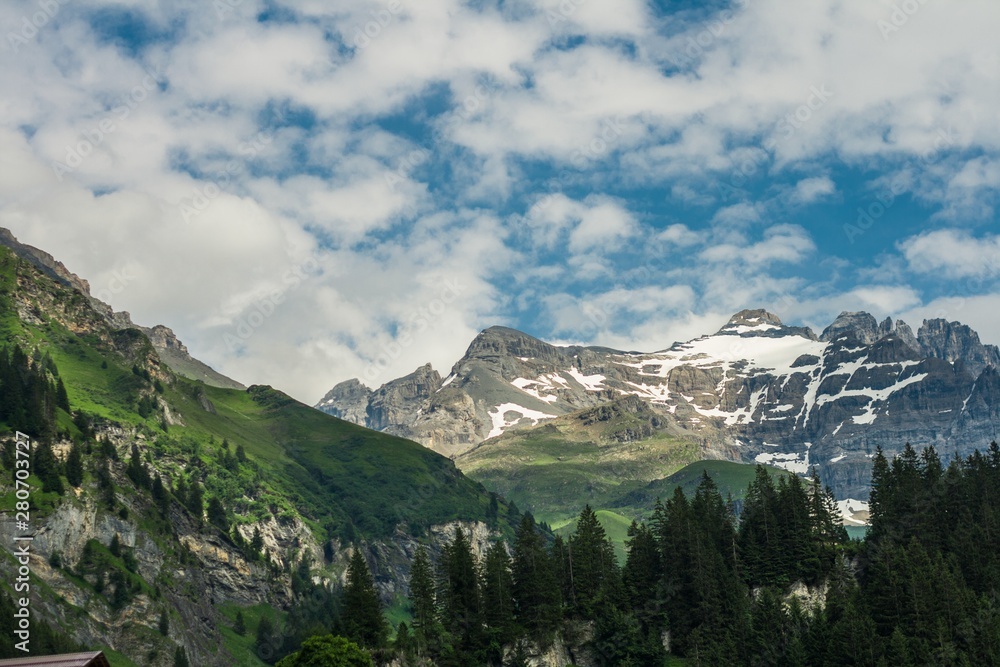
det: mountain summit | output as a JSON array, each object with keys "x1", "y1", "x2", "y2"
[{"x1": 318, "y1": 310, "x2": 999, "y2": 498}]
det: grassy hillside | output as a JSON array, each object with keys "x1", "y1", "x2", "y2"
[
  {"x1": 0, "y1": 246, "x2": 501, "y2": 540},
  {"x1": 608, "y1": 459, "x2": 794, "y2": 519},
  {"x1": 456, "y1": 397, "x2": 709, "y2": 526},
  {"x1": 0, "y1": 245, "x2": 514, "y2": 665}
]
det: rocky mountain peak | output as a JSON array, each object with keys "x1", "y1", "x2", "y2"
[
  {"x1": 464, "y1": 325, "x2": 558, "y2": 362},
  {"x1": 143, "y1": 324, "x2": 189, "y2": 355},
  {"x1": 366, "y1": 363, "x2": 443, "y2": 432},
  {"x1": 820, "y1": 311, "x2": 880, "y2": 344},
  {"x1": 918, "y1": 318, "x2": 1000, "y2": 378},
  {"x1": 0, "y1": 227, "x2": 92, "y2": 296},
  {"x1": 716, "y1": 308, "x2": 816, "y2": 340},
  {"x1": 727, "y1": 309, "x2": 784, "y2": 327},
  {"x1": 317, "y1": 378, "x2": 371, "y2": 425}
]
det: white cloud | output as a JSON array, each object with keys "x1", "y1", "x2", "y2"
[
  {"x1": 790, "y1": 176, "x2": 836, "y2": 204},
  {"x1": 1, "y1": 0, "x2": 999, "y2": 404},
  {"x1": 901, "y1": 229, "x2": 1000, "y2": 279},
  {"x1": 700, "y1": 224, "x2": 815, "y2": 266}
]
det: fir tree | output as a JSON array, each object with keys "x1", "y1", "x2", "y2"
[
  {"x1": 481, "y1": 540, "x2": 515, "y2": 647},
  {"x1": 567, "y1": 505, "x2": 618, "y2": 618},
  {"x1": 186, "y1": 482, "x2": 204, "y2": 523},
  {"x1": 250, "y1": 527, "x2": 264, "y2": 556},
  {"x1": 511, "y1": 514, "x2": 561, "y2": 640},
  {"x1": 33, "y1": 441, "x2": 63, "y2": 495},
  {"x1": 234, "y1": 610, "x2": 247, "y2": 636},
  {"x1": 341, "y1": 549, "x2": 388, "y2": 649},
  {"x1": 65, "y1": 441, "x2": 84, "y2": 487},
  {"x1": 55, "y1": 378, "x2": 70, "y2": 412},
  {"x1": 439, "y1": 527, "x2": 483, "y2": 658},
  {"x1": 409, "y1": 545, "x2": 438, "y2": 655},
  {"x1": 207, "y1": 496, "x2": 229, "y2": 533}
]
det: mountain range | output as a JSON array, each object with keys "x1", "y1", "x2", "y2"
[{"x1": 317, "y1": 308, "x2": 1000, "y2": 502}]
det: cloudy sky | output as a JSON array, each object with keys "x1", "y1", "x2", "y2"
[{"x1": 1, "y1": 0, "x2": 998, "y2": 403}]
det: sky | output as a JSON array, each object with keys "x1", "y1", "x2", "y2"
[{"x1": 0, "y1": 0, "x2": 998, "y2": 404}]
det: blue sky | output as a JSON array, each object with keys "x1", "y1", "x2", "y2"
[{"x1": 1, "y1": 0, "x2": 998, "y2": 402}]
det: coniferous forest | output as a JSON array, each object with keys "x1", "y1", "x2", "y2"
[{"x1": 323, "y1": 444, "x2": 1000, "y2": 667}]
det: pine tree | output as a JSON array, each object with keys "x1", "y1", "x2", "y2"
[
  {"x1": 623, "y1": 521, "x2": 662, "y2": 630},
  {"x1": 55, "y1": 378, "x2": 70, "y2": 412},
  {"x1": 409, "y1": 545, "x2": 438, "y2": 655},
  {"x1": 207, "y1": 497, "x2": 229, "y2": 533},
  {"x1": 186, "y1": 482, "x2": 204, "y2": 523},
  {"x1": 341, "y1": 549, "x2": 388, "y2": 649},
  {"x1": 481, "y1": 541, "x2": 515, "y2": 644},
  {"x1": 739, "y1": 465, "x2": 781, "y2": 586},
  {"x1": 33, "y1": 441, "x2": 63, "y2": 495},
  {"x1": 255, "y1": 615, "x2": 276, "y2": 657},
  {"x1": 159, "y1": 609, "x2": 169, "y2": 636},
  {"x1": 567, "y1": 505, "x2": 618, "y2": 618},
  {"x1": 173, "y1": 646, "x2": 189, "y2": 667},
  {"x1": 511, "y1": 514, "x2": 561, "y2": 640},
  {"x1": 233, "y1": 610, "x2": 246, "y2": 636},
  {"x1": 65, "y1": 441, "x2": 84, "y2": 487},
  {"x1": 152, "y1": 474, "x2": 169, "y2": 516},
  {"x1": 439, "y1": 527, "x2": 483, "y2": 655},
  {"x1": 250, "y1": 526, "x2": 264, "y2": 556}
]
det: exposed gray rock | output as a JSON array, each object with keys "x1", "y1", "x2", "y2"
[
  {"x1": 0, "y1": 226, "x2": 92, "y2": 295},
  {"x1": 918, "y1": 318, "x2": 1000, "y2": 378},
  {"x1": 368, "y1": 363, "x2": 443, "y2": 432},
  {"x1": 316, "y1": 378, "x2": 371, "y2": 425},
  {"x1": 895, "y1": 319, "x2": 919, "y2": 352},
  {"x1": 820, "y1": 311, "x2": 881, "y2": 344}
]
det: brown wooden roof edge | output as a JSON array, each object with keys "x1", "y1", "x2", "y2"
[{"x1": 0, "y1": 652, "x2": 111, "y2": 667}]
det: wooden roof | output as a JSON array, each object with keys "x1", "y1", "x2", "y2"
[{"x1": 0, "y1": 653, "x2": 111, "y2": 667}]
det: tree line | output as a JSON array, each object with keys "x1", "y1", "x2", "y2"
[{"x1": 285, "y1": 444, "x2": 1000, "y2": 666}]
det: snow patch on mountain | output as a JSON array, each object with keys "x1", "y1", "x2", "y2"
[
  {"x1": 566, "y1": 368, "x2": 606, "y2": 391},
  {"x1": 487, "y1": 403, "x2": 557, "y2": 439}
]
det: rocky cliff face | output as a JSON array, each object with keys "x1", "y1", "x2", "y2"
[
  {"x1": 0, "y1": 227, "x2": 242, "y2": 390},
  {"x1": 318, "y1": 309, "x2": 999, "y2": 499},
  {"x1": 317, "y1": 378, "x2": 371, "y2": 424}
]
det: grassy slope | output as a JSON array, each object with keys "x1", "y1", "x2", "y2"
[
  {"x1": 610, "y1": 459, "x2": 794, "y2": 519},
  {"x1": 456, "y1": 404, "x2": 704, "y2": 526},
  {"x1": 548, "y1": 460, "x2": 793, "y2": 561},
  {"x1": 0, "y1": 246, "x2": 499, "y2": 539}
]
